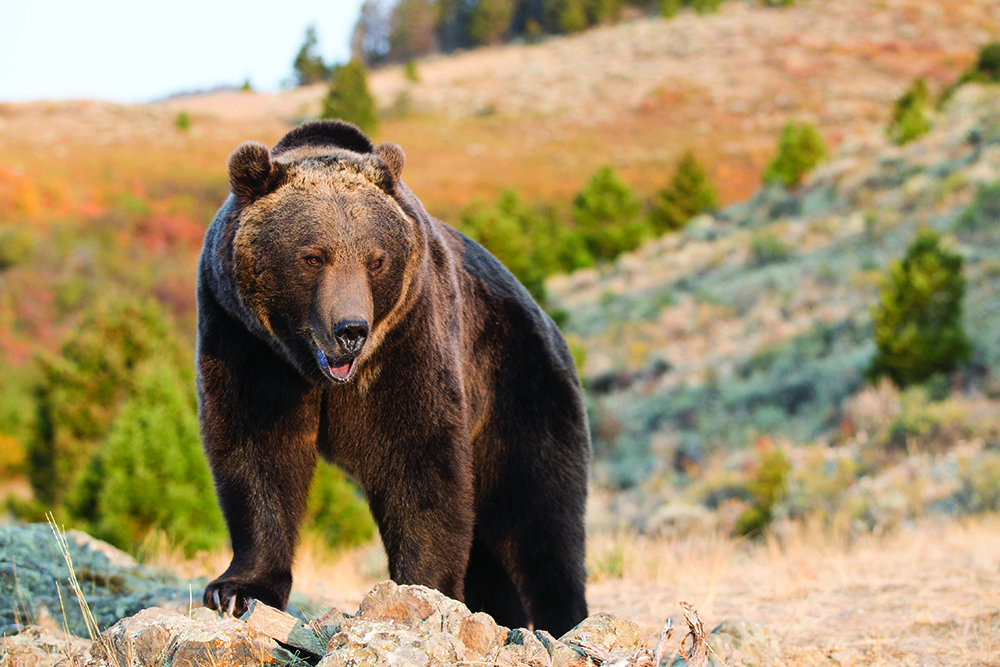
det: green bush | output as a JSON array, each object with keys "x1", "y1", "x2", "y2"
[
  {"x1": 322, "y1": 59, "x2": 379, "y2": 136},
  {"x1": 28, "y1": 300, "x2": 190, "y2": 507},
  {"x1": 657, "y1": 0, "x2": 680, "y2": 17},
  {"x1": 735, "y1": 448, "x2": 790, "y2": 536},
  {"x1": 69, "y1": 362, "x2": 225, "y2": 556},
  {"x1": 939, "y1": 42, "x2": 1000, "y2": 106},
  {"x1": 403, "y1": 59, "x2": 420, "y2": 83},
  {"x1": 543, "y1": 0, "x2": 589, "y2": 33},
  {"x1": 305, "y1": 464, "x2": 376, "y2": 549},
  {"x1": 749, "y1": 230, "x2": 793, "y2": 266},
  {"x1": 888, "y1": 78, "x2": 932, "y2": 145},
  {"x1": 689, "y1": 0, "x2": 721, "y2": 13},
  {"x1": 572, "y1": 166, "x2": 648, "y2": 264},
  {"x1": 460, "y1": 191, "x2": 588, "y2": 301},
  {"x1": 0, "y1": 227, "x2": 36, "y2": 270},
  {"x1": 869, "y1": 229, "x2": 970, "y2": 387},
  {"x1": 763, "y1": 122, "x2": 826, "y2": 189},
  {"x1": 174, "y1": 111, "x2": 191, "y2": 132},
  {"x1": 649, "y1": 151, "x2": 717, "y2": 234}
]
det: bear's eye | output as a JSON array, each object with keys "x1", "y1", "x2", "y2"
[
  {"x1": 304, "y1": 256, "x2": 323, "y2": 267},
  {"x1": 368, "y1": 258, "x2": 383, "y2": 271}
]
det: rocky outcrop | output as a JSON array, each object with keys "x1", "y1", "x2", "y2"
[{"x1": 2, "y1": 577, "x2": 722, "y2": 667}]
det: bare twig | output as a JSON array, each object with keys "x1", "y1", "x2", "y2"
[{"x1": 680, "y1": 602, "x2": 709, "y2": 667}]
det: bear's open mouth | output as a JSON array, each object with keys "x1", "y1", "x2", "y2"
[{"x1": 316, "y1": 346, "x2": 356, "y2": 382}]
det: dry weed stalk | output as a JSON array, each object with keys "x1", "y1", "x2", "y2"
[{"x1": 45, "y1": 513, "x2": 123, "y2": 667}]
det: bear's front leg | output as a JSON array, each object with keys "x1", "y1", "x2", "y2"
[
  {"x1": 362, "y1": 434, "x2": 476, "y2": 602},
  {"x1": 198, "y1": 327, "x2": 321, "y2": 616}
]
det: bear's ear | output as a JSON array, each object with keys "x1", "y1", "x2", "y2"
[
  {"x1": 376, "y1": 142, "x2": 405, "y2": 183},
  {"x1": 228, "y1": 141, "x2": 276, "y2": 201}
]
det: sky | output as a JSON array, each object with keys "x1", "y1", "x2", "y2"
[{"x1": 0, "y1": 0, "x2": 366, "y2": 104}]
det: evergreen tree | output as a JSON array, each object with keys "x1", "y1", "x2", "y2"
[
  {"x1": 572, "y1": 166, "x2": 648, "y2": 263},
  {"x1": 293, "y1": 24, "x2": 329, "y2": 86},
  {"x1": 888, "y1": 78, "x2": 932, "y2": 145},
  {"x1": 389, "y1": 0, "x2": 438, "y2": 61},
  {"x1": 543, "y1": 0, "x2": 589, "y2": 33},
  {"x1": 469, "y1": 0, "x2": 516, "y2": 46},
  {"x1": 70, "y1": 362, "x2": 225, "y2": 555},
  {"x1": 869, "y1": 229, "x2": 970, "y2": 387},
  {"x1": 322, "y1": 59, "x2": 379, "y2": 135},
  {"x1": 649, "y1": 151, "x2": 717, "y2": 234},
  {"x1": 351, "y1": 0, "x2": 391, "y2": 65},
  {"x1": 763, "y1": 122, "x2": 826, "y2": 189}
]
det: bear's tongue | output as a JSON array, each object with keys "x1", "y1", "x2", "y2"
[{"x1": 328, "y1": 359, "x2": 353, "y2": 379}]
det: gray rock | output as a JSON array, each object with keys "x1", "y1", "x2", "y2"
[
  {"x1": 707, "y1": 618, "x2": 781, "y2": 667},
  {"x1": 0, "y1": 625, "x2": 92, "y2": 667}
]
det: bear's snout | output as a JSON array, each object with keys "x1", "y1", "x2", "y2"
[{"x1": 334, "y1": 319, "x2": 369, "y2": 356}]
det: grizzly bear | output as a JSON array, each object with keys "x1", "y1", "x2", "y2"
[{"x1": 196, "y1": 120, "x2": 590, "y2": 635}]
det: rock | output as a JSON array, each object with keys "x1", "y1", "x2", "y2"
[
  {"x1": 0, "y1": 625, "x2": 91, "y2": 667},
  {"x1": 241, "y1": 599, "x2": 327, "y2": 656},
  {"x1": 560, "y1": 612, "x2": 644, "y2": 655},
  {"x1": 707, "y1": 618, "x2": 781, "y2": 667}
]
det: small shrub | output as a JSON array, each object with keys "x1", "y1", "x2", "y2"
[
  {"x1": 888, "y1": 78, "x2": 932, "y2": 145},
  {"x1": 735, "y1": 447, "x2": 790, "y2": 537},
  {"x1": 658, "y1": 0, "x2": 680, "y2": 17},
  {"x1": 543, "y1": 0, "x2": 589, "y2": 33},
  {"x1": 763, "y1": 122, "x2": 826, "y2": 189},
  {"x1": 174, "y1": 111, "x2": 191, "y2": 132},
  {"x1": 690, "y1": 0, "x2": 721, "y2": 13},
  {"x1": 869, "y1": 229, "x2": 970, "y2": 387},
  {"x1": 0, "y1": 227, "x2": 36, "y2": 269},
  {"x1": 649, "y1": 151, "x2": 718, "y2": 235},
  {"x1": 954, "y1": 181, "x2": 1000, "y2": 237},
  {"x1": 572, "y1": 166, "x2": 648, "y2": 264},
  {"x1": 749, "y1": 230, "x2": 793, "y2": 266},
  {"x1": 403, "y1": 59, "x2": 420, "y2": 83},
  {"x1": 240, "y1": 79, "x2": 252, "y2": 92},
  {"x1": 322, "y1": 59, "x2": 379, "y2": 135},
  {"x1": 938, "y1": 41, "x2": 1000, "y2": 106}
]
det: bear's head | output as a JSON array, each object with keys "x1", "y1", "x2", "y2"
[{"x1": 226, "y1": 120, "x2": 416, "y2": 385}]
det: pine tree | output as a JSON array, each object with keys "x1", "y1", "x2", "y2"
[
  {"x1": 293, "y1": 24, "x2": 329, "y2": 86},
  {"x1": 322, "y1": 59, "x2": 379, "y2": 135},
  {"x1": 469, "y1": 0, "x2": 515, "y2": 46},
  {"x1": 649, "y1": 151, "x2": 718, "y2": 234},
  {"x1": 763, "y1": 122, "x2": 826, "y2": 189},
  {"x1": 572, "y1": 166, "x2": 648, "y2": 263},
  {"x1": 869, "y1": 229, "x2": 970, "y2": 387}
]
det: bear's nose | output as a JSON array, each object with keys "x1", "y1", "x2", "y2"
[{"x1": 334, "y1": 319, "x2": 369, "y2": 355}]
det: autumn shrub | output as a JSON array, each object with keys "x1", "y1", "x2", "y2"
[
  {"x1": 888, "y1": 78, "x2": 932, "y2": 145},
  {"x1": 572, "y1": 166, "x2": 648, "y2": 264},
  {"x1": 322, "y1": 59, "x2": 379, "y2": 135},
  {"x1": 763, "y1": 122, "x2": 827, "y2": 189},
  {"x1": 648, "y1": 151, "x2": 717, "y2": 235},
  {"x1": 869, "y1": 229, "x2": 970, "y2": 387}
]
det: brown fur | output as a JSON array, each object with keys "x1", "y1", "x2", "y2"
[{"x1": 197, "y1": 120, "x2": 590, "y2": 635}]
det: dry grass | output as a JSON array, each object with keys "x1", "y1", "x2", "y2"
[{"x1": 587, "y1": 515, "x2": 1000, "y2": 666}]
